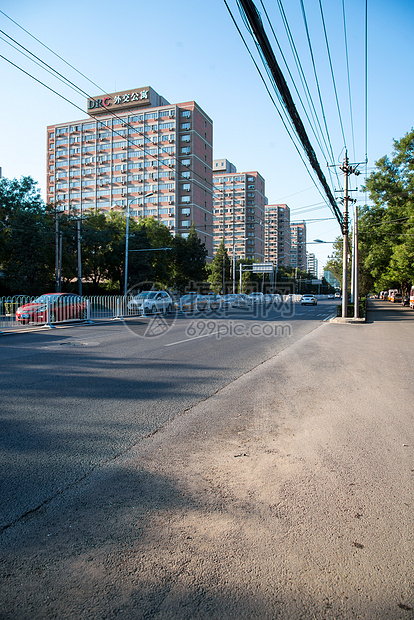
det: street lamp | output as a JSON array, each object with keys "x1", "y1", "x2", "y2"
[
  {"x1": 233, "y1": 237, "x2": 248, "y2": 293},
  {"x1": 112, "y1": 192, "x2": 153, "y2": 297}
]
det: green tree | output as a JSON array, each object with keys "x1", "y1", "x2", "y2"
[
  {"x1": 0, "y1": 177, "x2": 54, "y2": 295},
  {"x1": 138, "y1": 217, "x2": 174, "y2": 287},
  {"x1": 170, "y1": 227, "x2": 207, "y2": 293},
  {"x1": 360, "y1": 129, "x2": 414, "y2": 294},
  {"x1": 207, "y1": 239, "x2": 230, "y2": 294}
]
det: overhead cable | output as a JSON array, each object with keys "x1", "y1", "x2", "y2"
[
  {"x1": 342, "y1": 0, "x2": 356, "y2": 161},
  {"x1": 223, "y1": 0, "x2": 331, "y2": 211},
  {"x1": 236, "y1": 0, "x2": 343, "y2": 228}
]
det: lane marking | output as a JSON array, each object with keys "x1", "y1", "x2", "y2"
[{"x1": 165, "y1": 330, "x2": 221, "y2": 347}]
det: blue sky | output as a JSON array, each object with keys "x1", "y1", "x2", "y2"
[{"x1": 1, "y1": 0, "x2": 413, "y2": 269}]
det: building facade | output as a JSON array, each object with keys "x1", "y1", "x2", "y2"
[
  {"x1": 264, "y1": 203, "x2": 291, "y2": 268},
  {"x1": 46, "y1": 86, "x2": 214, "y2": 255},
  {"x1": 290, "y1": 221, "x2": 307, "y2": 271},
  {"x1": 213, "y1": 160, "x2": 266, "y2": 261},
  {"x1": 306, "y1": 252, "x2": 318, "y2": 277}
]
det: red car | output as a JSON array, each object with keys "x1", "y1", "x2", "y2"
[{"x1": 16, "y1": 293, "x2": 87, "y2": 324}]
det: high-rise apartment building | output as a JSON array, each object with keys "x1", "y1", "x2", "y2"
[
  {"x1": 264, "y1": 203, "x2": 291, "y2": 268},
  {"x1": 46, "y1": 86, "x2": 213, "y2": 255},
  {"x1": 290, "y1": 221, "x2": 307, "y2": 271},
  {"x1": 306, "y1": 252, "x2": 318, "y2": 277},
  {"x1": 213, "y1": 160, "x2": 265, "y2": 261}
]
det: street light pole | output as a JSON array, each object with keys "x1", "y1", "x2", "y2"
[
  {"x1": 117, "y1": 192, "x2": 153, "y2": 298},
  {"x1": 124, "y1": 200, "x2": 131, "y2": 298}
]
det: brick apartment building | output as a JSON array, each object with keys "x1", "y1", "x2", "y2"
[
  {"x1": 212, "y1": 159, "x2": 265, "y2": 261},
  {"x1": 46, "y1": 86, "x2": 214, "y2": 256}
]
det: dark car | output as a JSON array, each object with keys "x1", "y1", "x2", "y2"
[{"x1": 16, "y1": 293, "x2": 87, "y2": 324}]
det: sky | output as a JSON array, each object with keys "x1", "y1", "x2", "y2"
[{"x1": 1, "y1": 0, "x2": 413, "y2": 272}]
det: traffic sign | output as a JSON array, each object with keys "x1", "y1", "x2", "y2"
[{"x1": 252, "y1": 263, "x2": 273, "y2": 273}]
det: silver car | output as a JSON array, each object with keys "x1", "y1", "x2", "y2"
[
  {"x1": 127, "y1": 291, "x2": 173, "y2": 314},
  {"x1": 300, "y1": 294, "x2": 317, "y2": 306}
]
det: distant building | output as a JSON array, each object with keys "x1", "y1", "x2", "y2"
[
  {"x1": 324, "y1": 270, "x2": 341, "y2": 289},
  {"x1": 213, "y1": 158, "x2": 237, "y2": 173},
  {"x1": 213, "y1": 161, "x2": 266, "y2": 261},
  {"x1": 290, "y1": 221, "x2": 307, "y2": 270},
  {"x1": 264, "y1": 204, "x2": 291, "y2": 267},
  {"x1": 46, "y1": 86, "x2": 214, "y2": 256},
  {"x1": 306, "y1": 252, "x2": 318, "y2": 277}
]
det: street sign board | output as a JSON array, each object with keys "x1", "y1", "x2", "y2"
[
  {"x1": 312, "y1": 279, "x2": 322, "y2": 285},
  {"x1": 252, "y1": 263, "x2": 273, "y2": 273}
]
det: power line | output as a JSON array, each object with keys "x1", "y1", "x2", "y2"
[
  {"x1": 0, "y1": 14, "x2": 217, "y2": 194},
  {"x1": 299, "y1": 0, "x2": 336, "y2": 166},
  {"x1": 235, "y1": 0, "x2": 343, "y2": 228},
  {"x1": 0, "y1": 9, "x2": 103, "y2": 93},
  {"x1": 342, "y1": 0, "x2": 356, "y2": 161},
  {"x1": 223, "y1": 0, "x2": 332, "y2": 212},
  {"x1": 258, "y1": 0, "x2": 332, "y2": 167},
  {"x1": 318, "y1": 0, "x2": 347, "y2": 150}
]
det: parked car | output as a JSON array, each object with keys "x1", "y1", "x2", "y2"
[
  {"x1": 236, "y1": 294, "x2": 253, "y2": 307},
  {"x1": 249, "y1": 292, "x2": 265, "y2": 304},
  {"x1": 16, "y1": 293, "x2": 87, "y2": 324},
  {"x1": 389, "y1": 292, "x2": 402, "y2": 303},
  {"x1": 127, "y1": 290, "x2": 173, "y2": 314},
  {"x1": 222, "y1": 294, "x2": 239, "y2": 308},
  {"x1": 327, "y1": 293, "x2": 334, "y2": 299},
  {"x1": 204, "y1": 294, "x2": 223, "y2": 310},
  {"x1": 300, "y1": 294, "x2": 317, "y2": 306},
  {"x1": 387, "y1": 289, "x2": 399, "y2": 301},
  {"x1": 175, "y1": 293, "x2": 207, "y2": 312}
]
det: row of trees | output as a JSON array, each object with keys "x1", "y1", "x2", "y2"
[
  {"x1": 1, "y1": 176, "x2": 331, "y2": 297},
  {"x1": 0, "y1": 176, "x2": 207, "y2": 296},
  {"x1": 325, "y1": 128, "x2": 414, "y2": 296}
]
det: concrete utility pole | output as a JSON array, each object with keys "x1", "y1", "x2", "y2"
[
  {"x1": 341, "y1": 151, "x2": 350, "y2": 319},
  {"x1": 353, "y1": 205, "x2": 359, "y2": 318},
  {"x1": 339, "y1": 151, "x2": 360, "y2": 318}
]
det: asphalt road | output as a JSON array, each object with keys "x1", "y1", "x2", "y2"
[
  {"x1": 0, "y1": 299, "x2": 413, "y2": 619},
  {"x1": 0, "y1": 299, "x2": 336, "y2": 533}
]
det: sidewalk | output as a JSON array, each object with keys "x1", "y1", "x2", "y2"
[{"x1": 1, "y1": 301, "x2": 413, "y2": 619}]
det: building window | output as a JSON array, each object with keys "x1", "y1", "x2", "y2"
[
  {"x1": 181, "y1": 110, "x2": 191, "y2": 118},
  {"x1": 181, "y1": 146, "x2": 190, "y2": 154},
  {"x1": 181, "y1": 220, "x2": 191, "y2": 228},
  {"x1": 181, "y1": 122, "x2": 190, "y2": 130},
  {"x1": 181, "y1": 208, "x2": 190, "y2": 215},
  {"x1": 181, "y1": 134, "x2": 191, "y2": 142},
  {"x1": 180, "y1": 196, "x2": 191, "y2": 203}
]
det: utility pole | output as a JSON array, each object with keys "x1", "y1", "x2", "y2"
[
  {"x1": 341, "y1": 151, "x2": 350, "y2": 319},
  {"x1": 77, "y1": 218, "x2": 82, "y2": 297},
  {"x1": 339, "y1": 151, "x2": 359, "y2": 318},
  {"x1": 353, "y1": 205, "x2": 359, "y2": 318}
]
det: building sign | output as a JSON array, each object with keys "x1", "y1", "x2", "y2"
[{"x1": 87, "y1": 87, "x2": 151, "y2": 115}]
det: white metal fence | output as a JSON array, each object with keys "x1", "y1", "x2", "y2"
[
  {"x1": 0, "y1": 293, "x2": 304, "y2": 332},
  {"x1": 0, "y1": 294, "x2": 145, "y2": 331}
]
